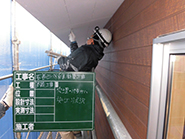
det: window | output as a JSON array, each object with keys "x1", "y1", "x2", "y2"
[{"x1": 147, "y1": 30, "x2": 185, "y2": 139}]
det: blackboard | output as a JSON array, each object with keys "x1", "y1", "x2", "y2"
[{"x1": 13, "y1": 71, "x2": 95, "y2": 132}]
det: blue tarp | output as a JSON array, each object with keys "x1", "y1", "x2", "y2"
[
  {"x1": 0, "y1": 1, "x2": 54, "y2": 139},
  {"x1": 0, "y1": 1, "x2": 70, "y2": 138},
  {"x1": 0, "y1": 0, "x2": 13, "y2": 138}
]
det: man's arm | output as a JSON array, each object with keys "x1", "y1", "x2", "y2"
[
  {"x1": 57, "y1": 31, "x2": 79, "y2": 71},
  {"x1": 69, "y1": 31, "x2": 78, "y2": 53},
  {"x1": 0, "y1": 84, "x2": 13, "y2": 119},
  {"x1": 0, "y1": 102, "x2": 9, "y2": 119}
]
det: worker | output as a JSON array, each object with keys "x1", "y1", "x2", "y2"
[
  {"x1": 58, "y1": 26, "x2": 112, "y2": 72},
  {"x1": 0, "y1": 84, "x2": 13, "y2": 119},
  {"x1": 58, "y1": 26, "x2": 112, "y2": 139},
  {"x1": 0, "y1": 26, "x2": 112, "y2": 139}
]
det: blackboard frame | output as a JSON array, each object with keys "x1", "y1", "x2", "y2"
[{"x1": 13, "y1": 71, "x2": 95, "y2": 132}]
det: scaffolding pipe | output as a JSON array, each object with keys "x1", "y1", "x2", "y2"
[
  {"x1": 45, "y1": 50, "x2": 67, "y2": 58},
  {"x1": 26, "y1": 131, "x2": 30, "y2": 139},
  {"x1": 95, "y1": 81, "x2": 132, "y2": 139},
  {"x1": 29, "y1": 64, "x2": 57, "y2": 71},
  {"x1": 0, "y1": 74, "x2": 13, "y2": 80},
  {"x1": 0, "y1": 64, "x2": 57, "y2": 81},
  {"x1": 37, "y1": 132, "x2": 44, "y2": 139}
]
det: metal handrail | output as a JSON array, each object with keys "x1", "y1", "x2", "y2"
[
  {"x1": 95, "y1": 81, "x2": 132, "y2": 139},
  {"x1": 0, "y1": 64, "x2": 58, "y2": 81}
]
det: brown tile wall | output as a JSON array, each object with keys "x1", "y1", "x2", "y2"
[{"x1": 95, "y1": 0, "x2": 185, "y2": 138}]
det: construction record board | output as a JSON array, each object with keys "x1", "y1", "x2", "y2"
[{"x1": 13, "y1": 71, "x2": 95, "y2": 132}]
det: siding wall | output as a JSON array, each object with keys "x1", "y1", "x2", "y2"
[{"x1": 95, "y1": 0, "x2": 185, "y2": 138}]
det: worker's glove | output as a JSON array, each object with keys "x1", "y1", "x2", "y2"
[
  {"x1": 0, "y1": 101, "x2": 9, "y2": 119},
  {"x1": 58, "y1": 57, "x2": 69, "y2": 71},
  {"x1": 69, "y1": 31, "x2": 76, "y2": 42},
  {"x1": 1, "y1": 84, "x2": 14, "y2": 107}
]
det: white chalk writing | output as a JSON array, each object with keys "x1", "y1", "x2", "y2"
[
  {"x1": 36, "y1": 81, "x2": 54, "y2": 88},
  {"x1": 16, "y1": 73, "x2": 35, "y2": 80},
  {"x1": 57, "y1": 96, "x2": 86, "y2": 104},
  {"x1": 36, "y1": 73, "x2": 86, "y2": 80},
  {"x1": 15, "y1": 107, "x2": 34, "y2": 115},
  {"x1": 15, "y1": 98, "x2": 34, "y2": 106},
  {"x1": 15, "y1": 90, "x2": 21, "y2": 97},
  {"x1": 15, "y1": 123, "x2": 34, "y2": 131},
  {"x1": 56, "y1": 87, "x2": 88, "y2": 94},
  {"x1": 30, "y1": 90, "x2": 34, "y2": 97},
  {"x1": 30, "y1": 82, "x2": 34, "y2": 88}
]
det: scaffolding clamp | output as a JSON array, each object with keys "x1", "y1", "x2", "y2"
[{"x1": 12, "y1": 38, "x2": 21, "y2": 71}]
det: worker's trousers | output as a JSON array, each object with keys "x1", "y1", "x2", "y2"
[{"x1": 59, "y1": 131, "x2": 80, "y2": 139}]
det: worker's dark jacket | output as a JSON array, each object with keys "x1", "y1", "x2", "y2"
[{"x1": 58, "y1": 42, "x2": 104, "y2": 71}]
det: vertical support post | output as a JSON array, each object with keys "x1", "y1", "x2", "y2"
[
  {"x1": 12, "y1": 0, "x2": 20, "y2": 71},
  {"x1": 49, "y1": 32, "x2": 53, "y2": 70},
  {"x1": 12, "y1": 0, "x2": 21, "y2": 138}
]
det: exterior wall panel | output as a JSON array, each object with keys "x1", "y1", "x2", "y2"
[{"x1": 95, "y1": 0, "x2": 185, "y2": 138}]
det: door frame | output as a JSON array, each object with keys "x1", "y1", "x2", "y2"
[{"x1": 147, "y1": 30, "x2": 185, "y2": 139}]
